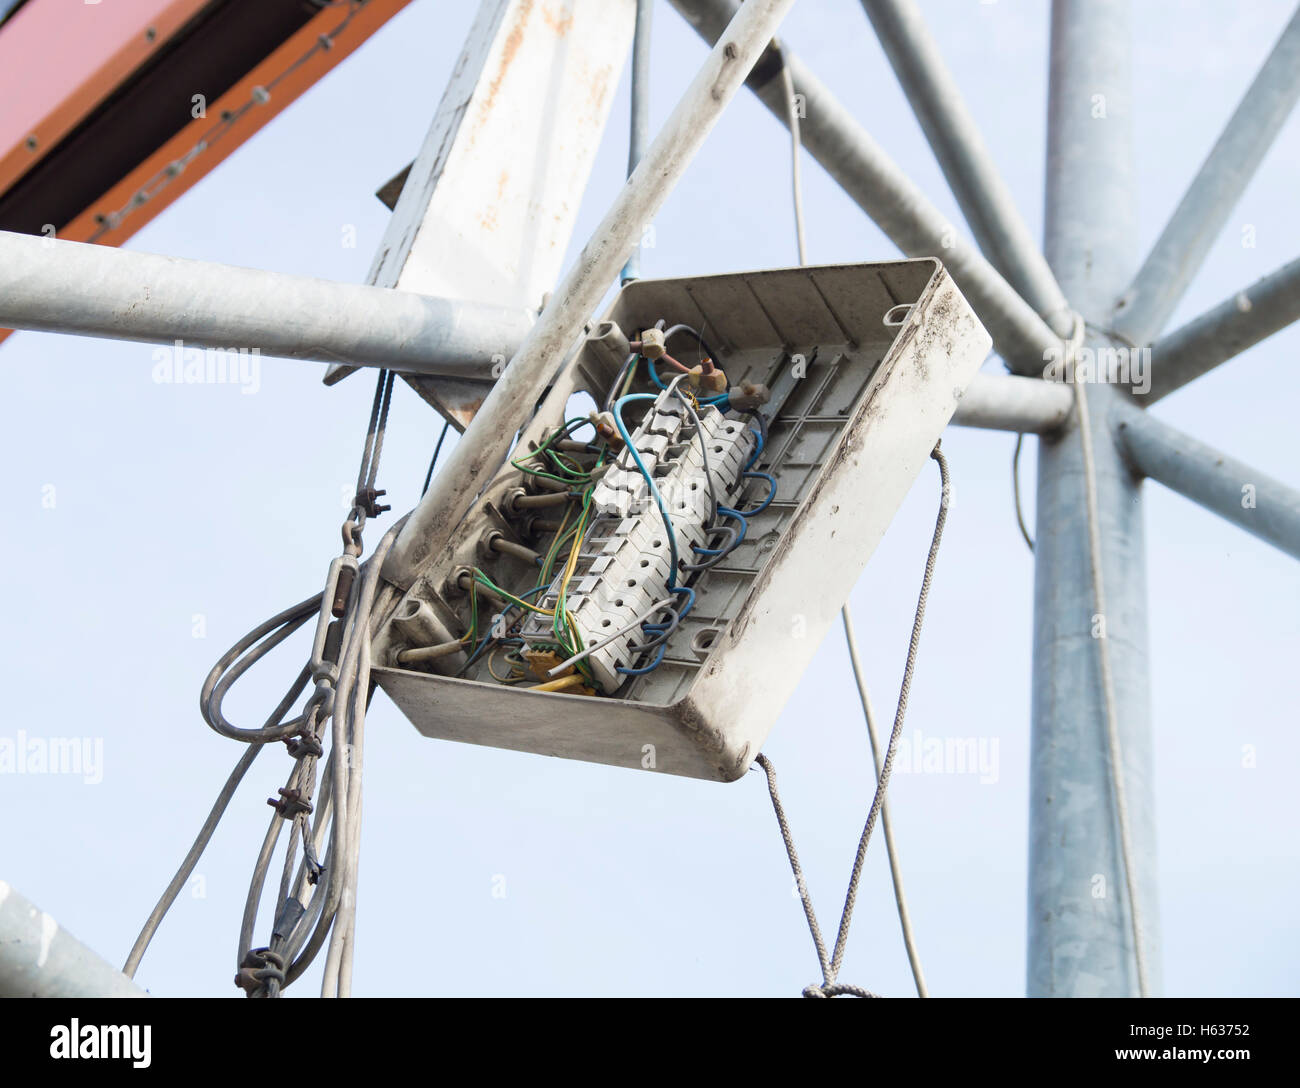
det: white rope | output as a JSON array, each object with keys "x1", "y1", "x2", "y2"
[
  {"x1": 840, "y1": 609, "x2": 929, "y2": 998},
  {"x1": 1065, "y1": 313, "x2": 1150, "y2": 997},
  {"x1": 779, "y1": 48, "x2": 927, "y2": 996}
]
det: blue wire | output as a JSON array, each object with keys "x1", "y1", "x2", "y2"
[
  {"x1": 645, "y1": 355, "x2": 667, "y2": 389},
  {"x1": 460, "y1": 585, "x2": 548, "y2": 672},
  {"x1": 613, "y1": 392, "x2": 680, "y2": 588},
  {"x1": 733, "y1": 472, "x2": 776, "y2": 517},
  {"x1": 717, "y1": 507, "x2": 747, "y2": 541},
  {"x1": 692, "y1": 508, "x2": 747, "y2": 555},
  {"x1": 744, "y1": 426, "x2": 764, "y2": 471},
  {"x1": 616, "y1": 585, "x2": 695, "y2": 677}
]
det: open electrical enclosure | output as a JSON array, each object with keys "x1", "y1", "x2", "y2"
[{"x1": 373, "y1": 259, "x2": 990, "y2": 781}]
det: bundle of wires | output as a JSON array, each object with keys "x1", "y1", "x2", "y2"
[
  {"x1": 460, "y1": 418, "x2": 614, "y2": 687},
  {"x1": 608, "y1": 371, "x2": 776, "y2": 679}
]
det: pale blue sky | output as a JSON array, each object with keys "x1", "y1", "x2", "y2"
[{"x1": 2, "y1": 0, "x2": 1296, "y2": 996}]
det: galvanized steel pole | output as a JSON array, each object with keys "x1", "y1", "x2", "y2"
[
  {"x1": 1030, "y1": 0, "x2": 1161, "y2": 997},
  {"x1": 1114, "y1": 400, "x2": 1300, "y2": 560},
  {"x1": 951, "y1": 374, "x2": 1072, "y2": 434},
  {"x1": 0, "y1": 230, "x2": 534, "y2": 378},
  {"x1": 668, "y1": 0, "x2": 1059, "y2": 375},
  {"x1": 1111, "y1": 6, "x2": 1300, "y2": 347},
  {"x1": 621, "y1": 0, "x2": 655, "y2": 284},
  {"x1": 858, "y1": 0, "x2": 1072, "y2": 336},
  {"x1": 1147, "y1": 255, "x2": 1300, "y2": 403}
]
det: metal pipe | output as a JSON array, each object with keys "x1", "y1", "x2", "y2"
[
  {"x1": 859, "y1": 0, "x2": 1072, "y2": 336},
  {"x1": 511, "y1": 491, "x2": 572, "y2": 510},
  {"x1": 668, "y1": 0, "x2": 1059, "y2": 375},
  {"x1": 0, "y1": 230, "x2": 533, "y2": 378},
  {"x1": 950, "y1": 374, "x2": 1072, "y2": 434},
  {"x1": 1113, "y1": 401, "x2": 1300, "y2": 561},
  {"x1": 1111, "y1": 7, "x2": 1300, "y2": 346},
  {"x1": 489, "y1": 536, "x2": 541, "y2": 564},
  {"x1": 384, "y1": 0, "x2": 797, "y2": 589},
  {"x1": 395, "y1": 640, "x2": 465, "y2": 667},
  {"x1": 621, "y1": 0, "x2": 654, "y2": 283},
  {"x1": 1030, "y1": 0, "x2": 1160, "y2": 998},
  {"x1": 1147, "y1": 255, "x2": 1300, "y2": 403},
  {"x1": 0, "y1": 881, "x2": 147, "y2": 997}
]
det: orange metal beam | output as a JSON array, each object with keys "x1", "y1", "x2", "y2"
[
  {"x1": 0, "y1": 0, "x2": 411, "y2": 347},
  {"x1": 0, "y1": 0, "x2": 211, "y2": 195},
  {"x1": 61, "y1": 0, "x2": 412, "y2": 248}
]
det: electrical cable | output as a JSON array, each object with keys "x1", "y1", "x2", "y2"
[
  {"x1": 766, "y1": 55, "x2": 929, "y2": 996},
  {"x1": 545, "y1": 596, "x2": 677, "y2": 677},
  {"x1": 840, "y1": 608, "x2": 929, "y2": 999},
  {"x1": 422, "y1": 420, "x2": 452, "y2": 496},
  {"x1": 662, "y1": 323, "x2": 723, "y2": 372},
  {"x1": 612, "y1": 391, "x2": 681, "y2": 587},
  {"x1": 1069, "y1": 352, "x2": 1150, "y2": 999},
  {"x1": 1012, "y1": 432, "x2": 1035, "y2": 552},
  {"x1": 756, "y1": 444, "x2": 950, "y2": 998}
]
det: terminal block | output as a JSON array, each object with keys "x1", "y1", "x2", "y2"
[{"x1": 519, "y1": 384, "x2": 759, "y2": 692}]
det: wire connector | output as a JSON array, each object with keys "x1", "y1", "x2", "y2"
[
  {"x1": 267, "y1": 787, "x2": 313, "y2": 819},
  {"x1": 353, "y1": 486, "x2": 391, "y2": 519},
  {"x1": 234, "y1": 947, "x2": 286, "y2": 997}
]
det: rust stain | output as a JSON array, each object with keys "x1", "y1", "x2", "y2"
[
  {"x1": 469, "y1": 0, "x2": 533, "y2": 150},
  {"x1": 452, "y1": 399, "x2": 484, "y2": 429},
  {"x1": 541, "y1": 3, "x2": 574, "y2": 36}
]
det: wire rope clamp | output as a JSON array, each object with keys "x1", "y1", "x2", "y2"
[{"x1": 267, "y1": 787, "x2": 313, "y2": 819}]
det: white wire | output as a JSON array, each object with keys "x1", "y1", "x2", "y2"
[
  {"x1": 546, "y1": 596, "x2": 677, "y2": 678},
  {"x1": 840, "y1": 609, "x2": 929, "y2": 998},
  {"x1": 1068, "y1": 359, "x2": 1150, "y2": 998},
  {"x1": 780, "y1": 46, "x2": 928, "y2": 997}
]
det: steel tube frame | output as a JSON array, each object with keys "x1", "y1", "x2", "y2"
[
  {"x1": 1147, "y1": 255, "x2": 1300, "y2": 403},
  {"x1": 951, "y1": 374, "x2": 1072, "y2": 434},
  {"x1": 621, "y1": 0, "x2": 654, "y2": 284},
  {"x1": 1111, "y1": 6, "x2": 1300, "y2": 347},
  {"x1": 1030, "y1": 0, "x2": 1160, "y2": 998},
  {"x1": 1113, "y1": 401, "x2": 1300, "y2": 560},
  {"x1": 668, "y1": 0, "x2": 1059, "y2": 375},
  {"x1": 383, "y1": 0, "x2": 797, "y2": 588},
  {"x1": 0, "y1": 227, "x2": 1074, "y2": 437},
  {"x1": 0, "y1": 230, "x2": 534, "y2": 377},
  {"x1": 0, "y1": 881, "x2": 147, "y2": 997},
  {"x1": 859, "y1": 0, "x2": 1072, "y2": 336}
]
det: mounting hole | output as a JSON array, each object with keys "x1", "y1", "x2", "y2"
[
  {"x1": 883, "y1": 303, "x2": 914, "y2": 327},
  {"x1": 639, "y1": 559, "x2": 649, "y2": 568},
  {"x1": 615, "y1": 598, "x2": 624, "y2": 607},
  {"x1": 626, "y1": 579, "x2": 637, "y2": 587},
  {"x1": 652, "y1": 539, "x2": 662, "y2": 548},
  {"x1": 691, "y1": 628, "x2": 722, "y2": 657},
  {"x1": 601, "y1": 619, "x2": 611, "y2": 628}
]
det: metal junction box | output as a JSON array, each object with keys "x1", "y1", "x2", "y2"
[{"x1": 373, "y1": 259, "x2": 990, "y2": 781}]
